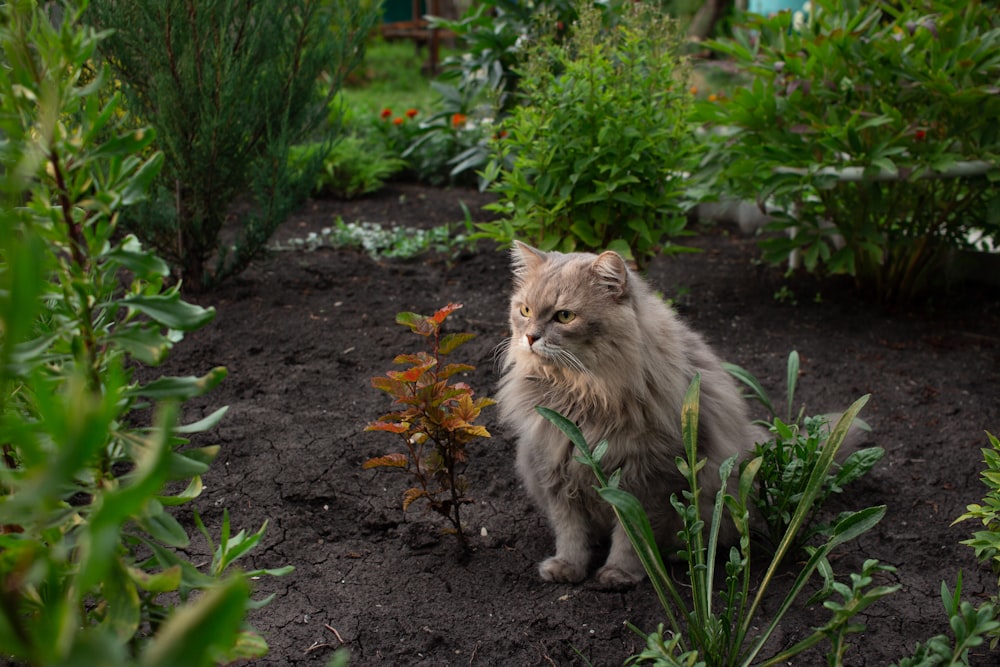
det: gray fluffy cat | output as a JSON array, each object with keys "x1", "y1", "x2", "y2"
[{"x1": 497, "y1": 242, "x2": 763, "y2": 588}]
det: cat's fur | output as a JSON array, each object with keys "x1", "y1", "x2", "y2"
[{"x1": 497, "y1": 242, "x2": 764, "y2": 587}]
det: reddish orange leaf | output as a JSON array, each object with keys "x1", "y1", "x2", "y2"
[
  {"x1": 431, "y1": 303, "x2": 462, "y2": 324},
  {"x1": 402, "y1": 487, "x2": 428, "y2": 510},
  {"x1": 364, "y1": 421, "x2": 409, "y2": 434},
  {"x1": 362, "y1": 453, "x2": 409, "y2": 469},
  {"x1": 387, "y1": 360, "x2": 436, "y2": 383}
]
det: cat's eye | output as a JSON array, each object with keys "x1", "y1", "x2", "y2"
[
  {"x1": 554, "y1": 310, "x2": 576, "y2": 324},
  {"x1": 519, "y1": 304, "x2": 531, "y2": 318}
]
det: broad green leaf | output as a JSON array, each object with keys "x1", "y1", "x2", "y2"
[
  {"x1": 107, "y1": 324, "x2": 173, "y2": 366},
  {"x1": 175, "y1": 406, "x2": 229, "y2": 434},
  {"x1": 130, "y1": 367, "x2": 227, "y2": 400},
  {"x1": 126, "y1": 564, "x2": 183, "y2": 593},
  {"x1": 139, "y1": 503, "x2": 191, "y2": 548},
  {"x1": 102, "y1": 234, "x2": 169, "y2": 278},
  {"x1": 121, "y1": 150, "x2": 164, "y2": 206},
  {"x1": 141, "y1": 575, "x2": 250, "y2": 667},
  {"x1": 122, "y1": 292, "x2": 215, "y2": 331},
  {"x1": 101, "y1": 560, "x2": 141, "y2": 641}
]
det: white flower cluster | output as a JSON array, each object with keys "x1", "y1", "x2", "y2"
[{"x1": 273, "y1": 220, "x2": 469, "y2": 260}]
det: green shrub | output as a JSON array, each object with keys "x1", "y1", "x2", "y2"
[
  {"x1": 538, "y1": 378, "x2": 892, "y2": 665},
  {"x1": 0, "y1": 3, "x2": 287, "y2": 663},
  {"x1": 697, "y1": 0, "x2": 1000, "y2": 304},
  {"x1": 478, "y1": 1, "x2": 699, "y2": 267},
  {"x1": 87, "y1": 0, "x2": 379, "y2": 291}
]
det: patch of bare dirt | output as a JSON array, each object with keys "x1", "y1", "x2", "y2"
[{"x1": 162, "y1": 181, "x2": 1000, "y2": 665}]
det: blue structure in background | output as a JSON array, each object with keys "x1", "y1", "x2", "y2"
[{"x1": 748, "y1": 0, "x2": 808, "y2": 14}]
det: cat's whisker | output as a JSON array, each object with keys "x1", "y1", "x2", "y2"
[
  {"x1": 491, "y1": 338, "x2": 512, "y2": 373},
  {"x1": 552, "y1": 346, "x2": 592, "y2": 377}
]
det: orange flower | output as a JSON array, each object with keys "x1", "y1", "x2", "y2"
[
  {"x1": 451, "y1": 113, "x2": 467, "y2": 128},
  {"x1": 393, "y1": 117, "x2": 404, "y2": 125},
  {"x1": 380, "y1": 108, "x2": 392, "y2": 119},
  {"x1": 708, "y1": 93, "x2": 718, "y2": 102},
  {"x1": 405, "y1": 108, "x2": 418, "y2": 118},
  {"x1": 689, "y1": 85, "x2": 698, "y2": 95}
]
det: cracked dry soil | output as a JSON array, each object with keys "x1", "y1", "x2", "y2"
[{"x1": 159, "y1": 182, "x2": 1000, "y2": 666}]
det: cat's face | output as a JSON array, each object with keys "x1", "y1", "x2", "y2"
[{"x1": 506, "y1": 242, "x2": 632, "y2": 376}]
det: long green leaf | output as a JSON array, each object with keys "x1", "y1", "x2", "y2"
[
  {"x1": 738, "y1": 395, "x2": 874, "y2": 662},
  {"x1": 122, "y1": 292, "x2": 215, "y2": 331},
  {"x1": 141, "y1": 576, "x2": 250, "y2": 667}
]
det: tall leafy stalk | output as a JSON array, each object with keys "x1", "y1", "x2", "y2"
[
  {"x1": 538, "y1": 376, "x2": 892, "y2": 665},
  {"x1": 0, "y1": 2, "x2": 288, "y2": 662}
]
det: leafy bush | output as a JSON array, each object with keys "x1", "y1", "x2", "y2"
[
  {"x1": 538, "y1": 377, "x2": 892, "y2": 665},
  {"x1": 697, "y1": 0, "x2": 1000, "y2": 304},
  {"x1": 290, "y1": 134, "x2": 406, "y2": 199},
  {"x1": 417, "y1": 0, "x2": 585, "y2": 185},
  {"x1": 478, "y1": 2, "x2": 699, "y2": 267},
  {"x1": 364, "y1": 304, "x2": 495, "y2": 549},
  {"x1": 725, "y1": 351, "x2": 884, "y2": 551},
  {"x1": 0, "y1": 2, "x2": 287, "y2": 663},
  {"x1": 87, "y1": 0, "x2": 379, "y2": 291}
]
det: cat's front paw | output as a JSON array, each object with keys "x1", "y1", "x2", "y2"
[
  {"x1": 538, "y1": 556, "x2": 586, "y2": 583},
  {"x1": 595, "y1": 563, "x2": 643, "y2": 589}
]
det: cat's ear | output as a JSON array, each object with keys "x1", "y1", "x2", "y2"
[
  {"x1": 511, "y1": 241, "x2": 547, "y2": 282},
  {"x1": 591, "y1": 251, "x2": 628, "y2": 301}
]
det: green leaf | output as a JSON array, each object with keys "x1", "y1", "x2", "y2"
[
  {"x1": 139, "y1": 501, "x2": 191, "y2": 548},
  {"x1": 121, "y1": 150, "x2": 164, "y2": 206},
  {"x1": 102, "y1": 234, "x2": 169, "y2": 278},
  {"x1": 176, "y1": 406, "x2": 229, "y2": 434},
  {"x1": 141, "y1": 575, "x2": 250, "y2": 667},
  {"x1": 126, "y1": 564, "x2": 183, "y2": 593},
  {"x1": 438, "y1": 332, "x2": 475, "y2": 355},
  {"x1": 131, "y1": 367, "x2": 228, "y2": 400},
  {"x1": 158, "y1": 476, "x2": 204, "y2": 507},
  {"x1": 102, "y1": 560, "x2": 141, "y2": 642},
  {"x1": 122, "y1": 291, "x2": 216, "y2": 331},
  {"x1": 107, "y1": 324, "x2": 173, "y2": 366}
]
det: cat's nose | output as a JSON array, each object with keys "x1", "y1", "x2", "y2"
[{"x1": 526, "y1": 333, "x2": 538, "y2": 347}]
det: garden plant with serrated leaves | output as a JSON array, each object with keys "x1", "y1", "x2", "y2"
[{"x1": 364, "y1": 304, "x2": 495, "y2": 551}]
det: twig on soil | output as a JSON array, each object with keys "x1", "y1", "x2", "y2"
[
  {"x1": 325, "y1": 623, "x2": 346, "y2": 645},
  {"x1": 304, "y1": 641, "x2": 330, "y2": 654}
]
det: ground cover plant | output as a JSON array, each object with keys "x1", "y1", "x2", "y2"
[
  {"x1": 697, "y1": 0, "x2": 1000, "y2": 304},
  {"x1": 364, "y1": 304, "x2": 495, "y2": 549},
  {"x1": 725, "y1": 351, "x2": 885, "y2": 552},
  {"x1": 0, "y1": 2, "x2": 285, "y2": 663}
]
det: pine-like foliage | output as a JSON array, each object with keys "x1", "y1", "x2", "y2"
[{"x1": 87, "y1": 0, "x2": 378, "y2": 291}]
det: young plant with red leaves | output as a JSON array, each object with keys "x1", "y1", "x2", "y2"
[{"x1": 364, "y1": 304, "x2": 495, "y2": 547}]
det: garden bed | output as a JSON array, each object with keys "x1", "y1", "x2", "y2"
[{"x1": 159, "y1": 182, "x2": 1000, "y2": 665}]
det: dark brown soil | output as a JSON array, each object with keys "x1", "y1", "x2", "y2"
[{"x1": 162, "y1": 182, "x2": 1000, "y2": 666}]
